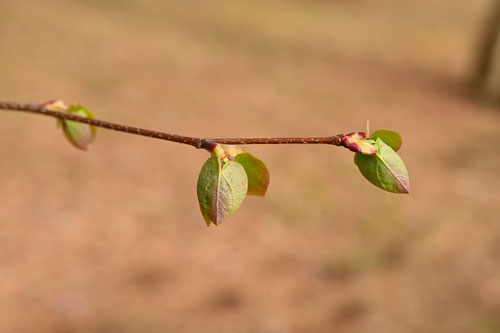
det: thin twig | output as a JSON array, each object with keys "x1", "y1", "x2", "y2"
[{"x1": 0, "y1": 101, "x2": 344, "y2": 150}]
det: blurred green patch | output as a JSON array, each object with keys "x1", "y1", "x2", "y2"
[
  {"x1": 319, "y1": 251, "x2": 373, "y2": 281},
  {"x1": 476, "y1": 317, "x2": 500, "y2": 333}
]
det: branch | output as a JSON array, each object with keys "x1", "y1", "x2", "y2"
[
  {"x1": 0, "y1": 100, "x2": 410, "y2": 226},
  {"x1": 0, "y1": 101, "x2": 344, "y2": 150}
]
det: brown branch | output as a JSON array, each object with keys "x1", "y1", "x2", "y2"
[{"x1": 0, "y1": 101, "x2": 344, "y2": 150}]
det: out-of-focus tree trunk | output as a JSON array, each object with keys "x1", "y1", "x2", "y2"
[{"x1": 473, "y1": 0, "x2": 500, "y2": 101}]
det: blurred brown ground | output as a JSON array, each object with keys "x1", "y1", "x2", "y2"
[{"x1": 1, "y1": 0, "x2": 500, "y2": 332}]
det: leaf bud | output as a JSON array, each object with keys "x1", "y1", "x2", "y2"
[
  {"x1": 60, "y1": 105, "x2": 96, "y2": 151},
  {"x1": 43, "y1": 100, "x2": 70, "y2": 112},
  {"x1": 341, "y1": 132, "x2": 376, "y2": 155}
]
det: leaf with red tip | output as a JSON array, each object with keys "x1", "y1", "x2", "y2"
[
  {"x1": 197, "y1": 157, "x2": 248, "y2": 226},
  {"x1": 354, "y1": 138, "x2": 410, "y2": 194},
  {"x1": 370, "y1": 129, "x2": 402, "y2": 151},
  {"x1": 234, "y1": 153, "x2": 270, "y2": 196}
]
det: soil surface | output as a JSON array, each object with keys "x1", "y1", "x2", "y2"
[{"x1": 1, "y1": 0, "x2": 499, "y2": 332}]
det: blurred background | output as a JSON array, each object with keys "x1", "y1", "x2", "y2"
[{"x1": 1, "y1": 0, "x2": 500, "y2": 332}]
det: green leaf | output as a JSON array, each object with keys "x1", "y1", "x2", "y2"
[
  {"x1": 235, "y1": 153, "x2": 270, "y2": 196},
  {"x1": 354, "y1": 138, "x2": 410, "y2": 194},
  {"x1": 60, "y1": 104, "x2": 96, "y2": 151},
  {"x1": 197, "y1": 157, "x2": 248, "y2": 226},
  {"x1": 370, "y1": 129, "x2": 402, "y2": 152}
]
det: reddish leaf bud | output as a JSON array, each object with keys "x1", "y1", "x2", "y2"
[
  {"x1": 43, "y1": 100, "x2": 70, "y2": 112},
  {"x1": 341, "y1": 132, "x2": 376, "y2": 155}
]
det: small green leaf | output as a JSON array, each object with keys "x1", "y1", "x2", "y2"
[
  {"x1": 235, "y1": 153, "x2": 270, "y2": 196},
  {"x1": 60, "y1": 104, "x2": 96, "y2": 151},
  {"x1": 354, "y1": 138, "x2": 410, "y2": 194},
  {"x1": 197, "y1": 157, "x2": 248, "y2": 226},
  {"x1": 370, "y1": 129, "x2": 402, "y2": 152}
]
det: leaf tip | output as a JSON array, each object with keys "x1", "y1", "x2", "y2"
[{"x1": 396, "y1": 181, "x2": 410, "y2": 194}]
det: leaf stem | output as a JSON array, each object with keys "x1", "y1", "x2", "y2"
[{"x1": 0, "y1": 101, "x2": 344, "y2": 149}]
